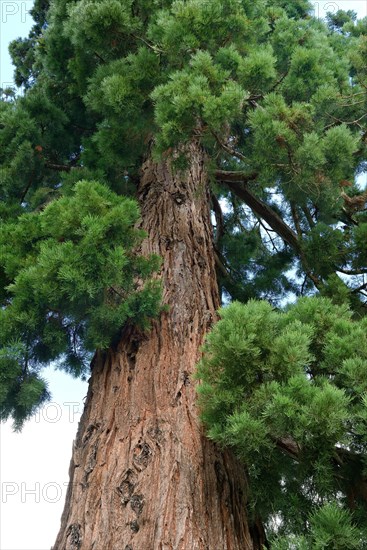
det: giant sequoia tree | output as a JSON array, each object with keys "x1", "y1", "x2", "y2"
[{"x1": 1, "y1": 0, "x2": 367, "y2": 548}]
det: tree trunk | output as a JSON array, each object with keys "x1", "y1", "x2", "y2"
[{"x1": 53, "y1": 143, "x2": 257, "y2": 550}]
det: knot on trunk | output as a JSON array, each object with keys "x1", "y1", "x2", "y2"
[
  {"x1": 65, "y1": 523, "x2": 82, "y2": 550},
  {"x1": 130, "y1": 493, "x2": 145, "y2": 516},
  {"x1": 133, "y1": 441, "x2": 152, "y2": 471},
  {"x1": 117, "y1": 469, "x2": 137, "y2": 506}
]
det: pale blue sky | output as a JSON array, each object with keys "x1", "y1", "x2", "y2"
[
  {"x1": 0, "y1": 2, "x2": 367, "y2": 549},
  {"x1": 0, "y1": 0, "x2": 33, "y2": 87}
]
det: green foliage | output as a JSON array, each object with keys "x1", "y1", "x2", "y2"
[
  {"x1": 197, "y1": 297, "x2": 367, "y2": 540},
  {"x1": 149, "y1": 0, "x2": 267, "y2": 62},
  {"x1": 309, "y1": 502, "x2": 363, "y2": 549},
  {"x1": 0, "y1": 181, "x2": 161, "y2": 428},
  {"x1": 303, "y1": 223, "x2": 346, "y2": 278},
  {"x1": 152, "y1": 50, "x2": 247, "y2": 150},
  {"x1": 272, "y1": 502, "x2": 365, "y2": 549},
  {"x1": 0, "y1": 342, "x2": 50, "y2": 431},
  {"x1": 326, "y1": 10, "x2": 357, "y2": 33}
]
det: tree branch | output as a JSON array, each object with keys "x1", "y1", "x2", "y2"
[
  {"x1": 258, "y1": 218, "x2": 280, "y2": 252},
  {"x1": 352, "y1": 281, "x2": 367, "y2": 294},
  {"x1": 214, "y1": 248, "x2": 244, "y2": 296},
  {"x1": 211, "y1": 192, "x2": 225, "y2": 245},
  {"x1": 45, "y1": 157, "x2": 81, "y2": 172},
  {"x1": 290, "y1": 202, "x2": 324, "y2": 289},
  {"x1": 217, "y1": 176, "x2": 326, "y2": 289},
  {"x1": 214, "y1": 249, "x2": 231, "y2": 280},
  {"x1": 272, "y1": 435, "x2": 301, "y2": 460},
  {"x1": 290, "y1": 201, "x2": 303, "y2": 238},
  {"x1": 302, "y1": 205, "x2": 316, "y2": 229},
  {"x1": 94, "y1": 51, "x2": 106, "y2": 64},
  {"x1": 45, "y1": 162, "x2": 73, "y2": 172},
  {"x1": 19, "y1": 170, "x2": 35, "y2": 204},
  {"x1": 215, "y1": 169, "x2": 258, "y2": 184},
  {"x1": 221, "y1": 178, "x2": 301, "y2": 252},
  {"x1": 130, "y1": 33, "x2": 164, "y2": 54}
]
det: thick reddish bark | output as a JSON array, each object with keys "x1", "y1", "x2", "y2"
[{"x1": 53, "y1": 144, "x2": 258, "y2": 549}]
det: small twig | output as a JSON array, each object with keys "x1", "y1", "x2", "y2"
[
  {"x1": 338, "y1": 91, "x2": 366, "y2": 99},
  {"x1": 46, "y1": 162, "x2": 73, "y2": 172},
  {"x1": 130, "y1": 33, "x2": 164, "y2": 54},
  {"x1": 352, "y1": 282, "x2": 367, "y2": 294},
  {"x1": 336, "y1": 99, "x2": 366, "y2": 108},
  {"x1": 108, "y1": 286, "x2": 126, "y2": 300},
  {"x1": 300, "y1": 274, "x2": 308, "y2": 295},
  {"x1": 94, "y1": 51, "x2": 106, "y2": 64},
  {"x1": 258, "y1": 218, "x2": 280, "y2": 252},
  {"x1": 19, "y1": 171, "x2": 35, "y2": 204},
  {"x1": 269, "y1": 70, "x2": 289, "y2": 92},
  {"x1": 45, "y1": 153, "x2": 81, "y2": 173},
  {"x1": 324, "y1": 112, "x2": 367, "y2": 131}
]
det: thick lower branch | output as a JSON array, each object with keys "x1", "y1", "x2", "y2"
[
  {"x1": 215, "y1": 170, "x2": 258, "y2": 184},
  {"x1": 222, "y1": 180, "x2": 300, "y2": 252}
]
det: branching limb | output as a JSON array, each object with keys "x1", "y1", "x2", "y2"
[
  {"x1": 211, "y1": 192, "x2": 224, "y2": 245},
  {"x1": 45, "y1": 153, "x2": 81, "y2": 173},
  {"x1": 258, "y1": 218, "x2": 280, "y2": 252},
  {"x1": 20, "y1": 171, "x2": 35, "y2": 204},
  {"x1": 218, "y1": 175, "x2": 325, "y2": 289},
  {"x1": 220, "y1": 178, "x2": 301, "y2": 252},
  {"x1": 215, "y1": 169, "x2": 258, "y2": 183},
  {"x1": 46, "y1": 162, "x2": 74, "y2": 172},
  {"x1": 302, "y1": 205, "x2": 316, "y2": 229},
  {"x1": 290, "y1": 202, "x2": 323, "y2": 289}
]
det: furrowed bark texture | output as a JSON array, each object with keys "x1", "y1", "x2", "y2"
[{"x1": 53, "y1": 144, "x2": 256, "y2": 550}]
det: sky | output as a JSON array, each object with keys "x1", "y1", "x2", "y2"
[{"x1": 0, "y1": 1, "x2": 367, "y2": 549}]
